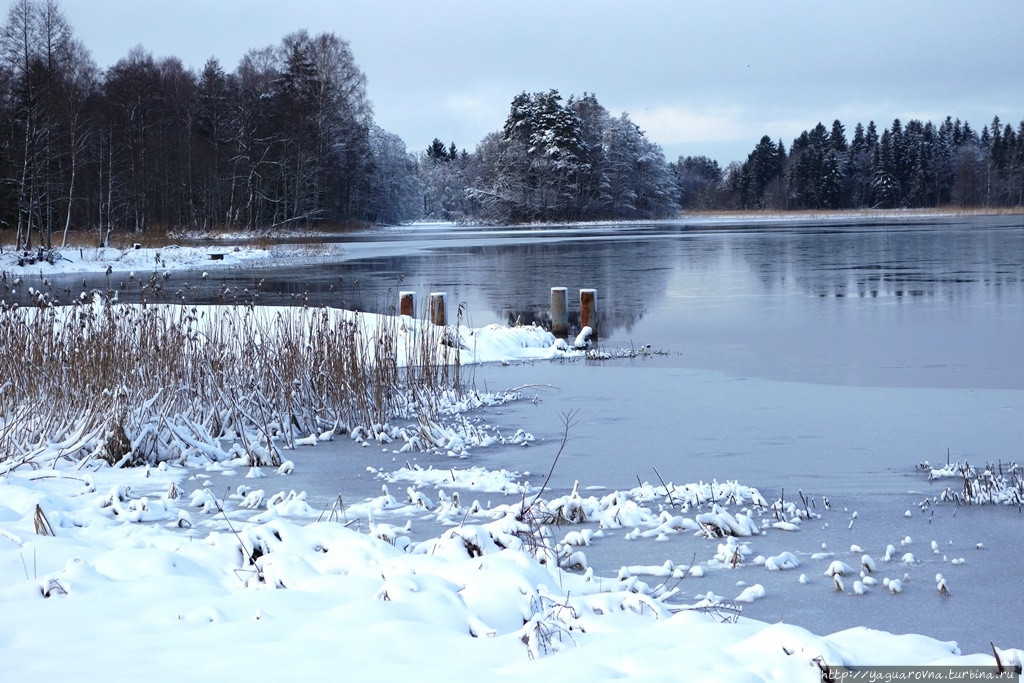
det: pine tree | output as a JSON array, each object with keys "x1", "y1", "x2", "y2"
[
  {"x1": 426, "y1": 138, "x2": 449, "y2": 162},
  {"x1": 871, "y1": 130, "x2": 899, "y2": 208},
  {"x1": 830, "y1": 120, "x2": 848, "y2": 153},
  {"x1": 196, "y1": 57, "x2": 234, "y2": 225},
  {"x1": 737, "y1": 135, "x2": 784, "y2": 209},
  {"x1": 569, "y1": 92, "x2": 608, "y2": 216}
]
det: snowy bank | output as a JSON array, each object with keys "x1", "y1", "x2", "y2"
[
  {"x1": 2, "y1": 241, "x2": 286, "y2": 275},
  {"x1": 2, "y1": 464, "x2": 1021, "y2": 680}
]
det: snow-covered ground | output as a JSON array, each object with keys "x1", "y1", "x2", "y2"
[
  {"x1": 3, "y1": 240, "x2": 298, "y2": 275},
  {"x1": 5, "y1": 451, "x2": 1021, "y2": 680},
  {"x1": 2, "y1": 234, "x2": 1023, "y2": 680}
]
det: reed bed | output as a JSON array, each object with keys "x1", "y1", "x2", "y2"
[
  {"x1": 0, "y1": 294, "x2": 460, "y2": 474},
  {"x1": 918, "y1": 459, "x2": 1024, "y2": 507}
]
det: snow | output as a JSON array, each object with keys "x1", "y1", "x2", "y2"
[
  {"x1": 765, "y1": 551, "x2": 801, "y2": 571},
  {"x1": 3, "y1": 238, "x2": 1023, "y2": 679},
  {"x1": 5, "y1": 241, "x2": 284, "y2": 276},
  {"x1": 825, "y1": 560, "x2": 855, "y2": 577},
  {"x1": 6, "y1": 426, "x2": 1018, "y2": 677},
  {"x1": 735, "y1": 583, "x2": 766, "y2": 603}
]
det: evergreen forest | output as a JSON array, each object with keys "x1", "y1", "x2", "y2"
[{"x1": 677, "y1": 118, "x2": 1024, "y2": 213}]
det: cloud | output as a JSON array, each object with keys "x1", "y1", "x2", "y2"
[
  {"x1": 443, "y1": 91, "x2": 509, "y2": 131},
  {"x1": 631, "y1": 105, "x2": 750, "y2": 145}
]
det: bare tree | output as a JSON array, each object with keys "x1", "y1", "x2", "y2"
[
  {"x1": 2, "y1": 0, "x2": 42, "y2": 248},
  {"x1": 57, "y1": 37, "x2": 96, "y2": 246}
]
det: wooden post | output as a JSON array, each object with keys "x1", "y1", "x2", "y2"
[
  {"x1": 399, "y1": 291, "x2": 416, "y2": 317},
  {"x1": 580, "y1": 288, "x2": 597, "y2": 339},
  {"x1": 429, "y1": 292, "x2": 447, "y2": 326},
  {"x1": 550, "y1": 287, "x2": 568, "y2": 336}
]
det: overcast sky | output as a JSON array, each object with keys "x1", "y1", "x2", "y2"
[{"x1": 52, "y1": 0, "x2": 1024, "y2": 165}]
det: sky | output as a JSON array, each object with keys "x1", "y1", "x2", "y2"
[{"x1": 46, "y1": 0, "x2": 1024, "y2": 165}]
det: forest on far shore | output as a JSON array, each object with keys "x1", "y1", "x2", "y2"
[{"x1": 3, "y1": 0, "x2": 1023, "y2": 252}]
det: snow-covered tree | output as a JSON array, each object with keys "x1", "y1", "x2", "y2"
[
  {"x1": 602, "y1": 112, "x2": 678, "y2": 219},
  {"x1": 871, "y1": 130, "x2": 900, "y2": 208},
  {"x1": 365, "y1": 125, "x2": 420, "y2": 225},
  {"x1": 673, "y1": 155, "x2": 723, "y2": 210},
  {"x1": 470, "y1": 90, "x2": 675, "y2": 223}
]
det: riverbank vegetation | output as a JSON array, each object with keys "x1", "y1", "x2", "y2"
[{"x1": 0, "y1": 296, "x2": 463, "y2": 475}]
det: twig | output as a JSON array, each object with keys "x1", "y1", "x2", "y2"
[
  {"x1": 522, "y1": 409, "x2": 579, "y2": 518},
  {"x1": 991, "y1": 642, "x2": 1005, "y2": 674},
  {"x1": 33, "y1": 505, "x2": 56, "y2": 536},
  {"x1": 316, "y1": 499, "x2": 332, "y2": 523},
  {"x1": 216, "y1": 500, "x2": 259, "y2": 581},
  {"x1": 653, "y1": 466, "x2": 677, "y2": 507},
  {"x1": 504, "y1": 383, "x2": 559, "y2": 393}
]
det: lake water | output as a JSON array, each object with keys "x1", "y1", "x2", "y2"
[
  {"x1": 62, "y1": 214, "x2": 1024, "y2": 389},
  {"x1": 214, "y1": 214, "x2": 1022, "y2": 654},
  {"x1": 64, "y1": 214, "x2": 1024, "y2": 652},
  {"x1": 356, "y1": 215, "x2": 1024, "y2": 390}
]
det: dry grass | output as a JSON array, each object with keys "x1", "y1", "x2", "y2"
[
  {"x1": 47, "y1": 228, "x2": 180, "y2": 250},
  {"x1": 682, "y1": 206, "x2": 1024, "y2": 220},
  {"x1": 0, "y1": 294, "x2": 461, "y2": 473},
  {"x1": 308, "y1": 221, "x2": 374, "y2": 234},
  {"x1": 111, "y1": 225, "x2": 175, "y2": 249}
]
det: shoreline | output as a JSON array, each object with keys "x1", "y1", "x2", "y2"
[{"x1": 3, "y1": 210, "x2": 1022, "y2": 280}]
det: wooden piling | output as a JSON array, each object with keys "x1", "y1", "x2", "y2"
[
  {"x1": 399, "y1": 291, "x2": 416, "y2": 317},
  {"x1": 580, "y1": 288, "x2": 598, "y2": 338},
  {"x1": 550, "y1": 287, "x2": 568, "y2": 336},
  {"x1": 429, "y1": 292, "x2": 447, "y2": 326}
]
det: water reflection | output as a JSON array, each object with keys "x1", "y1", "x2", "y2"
[
  {"x1": 12, "y1": 236, "x2": 688, "y2": 340},
  {"x1": 733, "y1": 223, "x2": 1023, "y2": 302},
  {"x1": 8, "y1": 216, "x2": 1024, "y2": 387},
  {"x1": 13, "y1": 219, "x2": 1024, "y2": 325}
]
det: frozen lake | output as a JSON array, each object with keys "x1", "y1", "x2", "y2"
[
  {"x1": 70, "y1": 214, "x2": 1023, "y2": 389},
  {"x1": 218, "y1": 214, "x2": 1023, "y2": 655},
  {"x1": 52, "y1": 214, "x2": 1021, "y2": 653},
  {"x1": 354, "y1": 215, "x2": 1024, "y2": 390}
]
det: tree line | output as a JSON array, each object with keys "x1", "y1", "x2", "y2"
[
  {"x1": 411, "y1": 109, "x2": 1024, "y2": 223},
  {"x1": 675, "y1": 116, "x2": 1024, "y2": 211},
  {"x1": 0, "y1": 0, "x2": 420, "y2": 250},
  {"x1": 1, "y1": 0, "x2": 681, "y2": 246},
  {"x1": 3, "y1": 0, "x2": 1022, "y2": 250}
]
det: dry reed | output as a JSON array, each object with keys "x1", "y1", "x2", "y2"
[{"x1": 0, "y1": 293, "x2": 461, "y2": 473}]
